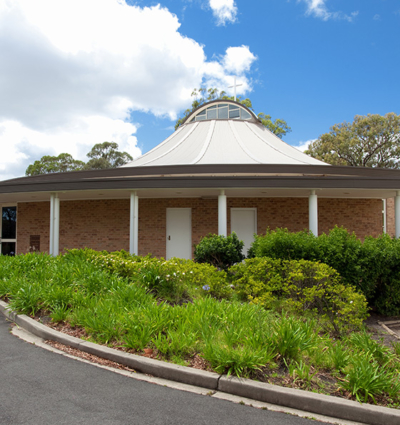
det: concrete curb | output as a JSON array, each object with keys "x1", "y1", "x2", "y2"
[{"x1": 1, "y1": 300, "x2": 400, "y2": 425}]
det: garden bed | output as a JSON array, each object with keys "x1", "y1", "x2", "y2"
[{"x1": 1, "y1": 249, "x2": 400, "y2": 409}]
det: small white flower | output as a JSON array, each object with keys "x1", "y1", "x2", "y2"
[{"x1": 350, "y1": 301, "x2": 353, "y2": 304}]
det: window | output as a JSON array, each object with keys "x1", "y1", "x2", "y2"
[
  {"x1": 189, "y1": 102, "x2": 254, "y2": 123},
  {"x1": 1, "y1": 206, "x2": 16, "y2": 256}
]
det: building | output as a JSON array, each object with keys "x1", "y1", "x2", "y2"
[{"x1": 0, "y1": 99, "x2": 399, "y2": 258}]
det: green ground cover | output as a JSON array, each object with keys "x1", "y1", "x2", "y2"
[{"x1": 0, "y1": 249, "x2": 400, "y2": 407}]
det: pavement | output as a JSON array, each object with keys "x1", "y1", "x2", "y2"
[{"x1": 1, "y1": 300, "x2": 400, "y2": 425}]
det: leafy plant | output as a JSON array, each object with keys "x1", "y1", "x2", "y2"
[
  {"x1": 202, "y1": 342, "x2": 274, "y2": 377},
  {"x1": 249, "y1": 227, "x2": 400, "y2": 316},
  {"x1": 286, "y1": 360, "x2": 318, "y2": 389},
  {"x1": 349, "y1": 331, "x2": 395, "y2": 366},
  {"x1": 272, "y1": 315, "x2": 317, "y2": 362},
  {"x1": 7, "y1": 281, "x2": 44, "y2": 316},
  {"x1": 341, "y1": 355, "x2": 397, "y2": 403},
  {"x1": 328, "y1": 341, "x2": 350, "y2": 372},
  {"x1": 392, "y1": 341, "x2": 400, "y2": 357},
  {"x1": 194, "y1": 232, "x2": 245, "y2": 270},
  {"x1": 231, "y1": 257, "x2": 368, "y2": 335},
  {"x1": 50, "y1": 305, "x2": 70, "y2": 323}
]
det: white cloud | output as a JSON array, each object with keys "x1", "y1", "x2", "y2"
[
  {"x1": 209, "y1": 0, "x2": 237, "y2": 25},
  {"x1": 0, "y1": 117, "x2": 141, "y2": 181},
  {"x1": 294, "y1": 139, "x2": 316, "y2": 152},
  {"x1": 0, "y1": 0, "x2": 256, "y2": 179},
  {"x1": 201, "y1": 46, "x2": 256, "y2": 97},
  {"x1": 373, "y1": 14, "x2": 381, "y2": 21},
  {"x1": 298, "y1": 0, "x2": 358, "y2": 22},
  {"x1": 223, "y1": 46, "x2": 257, "y2": 74}
]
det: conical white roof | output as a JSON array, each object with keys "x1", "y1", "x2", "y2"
[{"x1": 122, "y1": 100, "x2": 328, "y2": 168}]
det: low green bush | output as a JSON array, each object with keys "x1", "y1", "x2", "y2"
[
  {"x1": 249, "y1": 227, "x2": 400, "y2": 316},
  {"x1": 65, "y1": 249, "x2": 231, "y2": 303},
  {"x1": 194, "y1": 232, "x2": 244, "y2": 270},
  {"x1": 230, "y1": 257, "x2": 368, "y2": 335}
]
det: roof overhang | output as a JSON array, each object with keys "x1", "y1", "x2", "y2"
[{"x1": 0, "y1": 164, "x2": 400, "y2": 203}]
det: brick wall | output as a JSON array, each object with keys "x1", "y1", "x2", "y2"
[
  {"x1": 16, "y1": 197, "x2": 384, "y2": 256},
  {"x1": 17, "y1": 202, "x2": 50, "y2": 254},
  {"x1": 17, "y1": 200, "x2": 130, "y2": 254},
  {"x1": 318, "y1": 198, "x2": 383, "y2": 239}
]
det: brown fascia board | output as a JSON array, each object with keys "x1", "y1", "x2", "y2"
[
  {"x1": 2, "y1": 174, "x2": 400, "y2": 194},
  {"x1": 3, "y1": 163, "x2": 400, "y2": 186}
]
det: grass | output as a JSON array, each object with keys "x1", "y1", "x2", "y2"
[{"x1": 0, "y1": 250, "x2": 400, "y2": 408}]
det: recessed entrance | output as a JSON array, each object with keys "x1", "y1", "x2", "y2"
[
  {"x1": 231, "y1": 208, "x2": 257, "y2": 257},
  {"x1": 166, "y1": 208, "x2": 192, "y2": 260},
  {"x1": 1, "y1": 206, "x2": 17, "y2": 256}
]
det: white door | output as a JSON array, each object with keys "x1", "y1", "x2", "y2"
[
  {"x1": 166, "y1": 208, "x2": 192, "y2": 260},
  {"x1": 231, "y1": 208, "x2": 257, "y2": 257}
]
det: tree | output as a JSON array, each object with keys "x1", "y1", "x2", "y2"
[
  {"x1": 25, "y1": 142, "x2": 133, "y2": 176},
  {"x1": 25, "y1": 153, "x2": 85, "y2": 176},
  {"x1": 175, "y1": 88, "x2": 291, "y2": 138},
  {"x1": 305, "y1": 113, "x2": 400, "y2": 168},
  {"x1": 84, "y1": 142, "x2": 133, "y2": 170}
]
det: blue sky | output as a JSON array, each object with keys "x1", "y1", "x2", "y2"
[{"x1": 0, "y1": 0, "x2": 399, "y2": 179}]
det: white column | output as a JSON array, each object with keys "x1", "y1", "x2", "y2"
[
  {"x1": 395, "y1": 191, "x2": 400, "y2": 238},
  {"x1": 130, "y1": 191, "x2": 139, "y2": 255},
  {"x1": 309, "y1": 190, "x2": 318, "y2": 236},
  {"x1": 218, "y1": 189, "x2": 227, "y2": 237},
  {"x1": 382, "y1": 199, "x2": 387, "y2": 234},
  {"x1": 49, "y1": 193, "x2": 55, "y2": 255},
  {"x1": 53, "y1": 194, "x2": 60, "y2": 256}
]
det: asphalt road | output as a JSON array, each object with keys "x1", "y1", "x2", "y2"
[{"x1": 0, "y1": 315, "x2": 326, "y2": 425}]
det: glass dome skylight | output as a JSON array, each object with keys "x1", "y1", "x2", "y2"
[{"x1": 189, "y1": 103, "x2": 253, "y2": 122}]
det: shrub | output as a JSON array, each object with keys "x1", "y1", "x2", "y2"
[
  {"x1": 194, "y1": 232, "x2": 245, "y2": 270},
  {"x1": 65, "y1": 250, "x2": 232, "y2": 303},
  {"x1": 230, "y1": 257, "x2": 368, "y2": 335},
  {"x1": 249, "y1": 227, "x2": 400, "y2": 316}
]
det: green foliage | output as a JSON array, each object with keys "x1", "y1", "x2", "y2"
[
  {"x1": 286, "y1": 360, "x2": 318, "y2": 389},
  {"x1": 7, "y1": 281, "x2": 44, "y2": 316},
  {"x1": 305, "y1": 113, "x2": 400, "y2": 168},
  {"x1": 65, "y1": 248, "x2": 231, "y2": 303},
  {"x1": 257, "y1": 113, "x2": 292, "y2": 139},
  {"x1": 230, "y1": 257, "x2": 368, "y2": 335},
  {"x1": 84, "y1": 141, "x2": 133, "y2": 170},
  {"x1": 272, "y1": 315, "x2": 318, "y2": 362},
  {"x1": 175, "y1": 87, "x2": 291, "y2": 138},
  {"x1": 25, "y1": 142, "x2": 132, "y2": 175},
  {"x1": 50, "y1": 305, "x2": 70, "y2": 323},
  {"x1": 1, "y1": 249, "x2": 400, "y2": 406},
  {"x1": 202, "y1": 343, "x2": 274, "y2": 377},
  {"x1": 392, "y1": 341, "x2": 400, "y2": 357},
  {"x1": 194, "y1": 232, "x2": 245, "y2": 271},
  {"x1": 341, "y1": 354, "x2": 400, "y2": 403},
  {"x1": 25, "y1": 153, "x2": 85, "y2": 176},
  {"x1": 328, "y1": 341, "x2": 350, "y2": 372},
  {"x1": 250, "y1": 227, "x2": 400, "y2": 316},
  {"x1": 348, "y1": 331, "x2": 395, "y2": 366}
]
